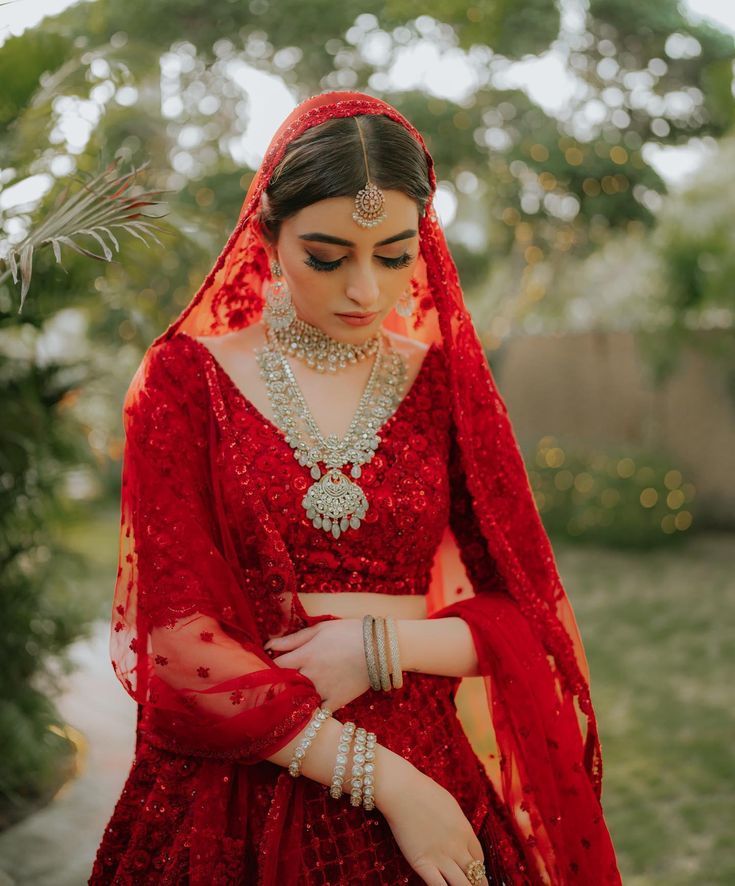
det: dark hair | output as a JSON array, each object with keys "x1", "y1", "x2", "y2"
[{"x1": 258, "y1": 114, "x2": 432, "y2": 244}]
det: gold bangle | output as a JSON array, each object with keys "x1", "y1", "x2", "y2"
[
  {"x1": 374, "y1": 616, "x2": 392, "y2": 691},
  {"x1": 362, "y1": 615, "x2": 381, "y2": 691},
  {"x1": 385, "y1": 615, "x2": 403, "y2": 688}
]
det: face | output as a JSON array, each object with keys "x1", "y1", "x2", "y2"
[{"x1": 262, "y1": 189, "x2": 420, "y2": 342}]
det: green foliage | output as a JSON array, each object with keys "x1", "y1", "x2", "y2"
[
  {"x1": 655, "y1": 136, "x2": 735, "y2": 316},
  {"x1": 384, "y1": 0, "x2": 560, "y2": 58},
  {"x1": 0, "y1": 687, "x2": 77, "y2": 829},
  {"x1": 0, "y1": 29, "x2": 70, "y2": 128},
  {"x1": 525, "y1": 434, "x2": 698, "y2": 547},
  {"x1": 1, "y1": 158, "x2": 172, "y2": 310},
  {"x1": 0, "y1": 351, "x2": 96, "y2": 819},
  {"x1": 588, "y1": 0, "x2": 735, "y2": 137},
  {"x1": 0, "y1": 0, "x2": 729, "y2": 330}
]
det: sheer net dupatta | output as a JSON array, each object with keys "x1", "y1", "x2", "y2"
[
  {"x1": 110, "y1": 338, "x2": 322, "y2": 762},
  {"x1": 428, "y1": 316, "x2": 621, "y2": 886}
]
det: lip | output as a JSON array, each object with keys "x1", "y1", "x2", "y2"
[
  {"x1": 335, "y1": 311, "x2": 378, "y2": 326},
  {"x1": 336, "y1": 311, "x2": 378, "y2": 318}
]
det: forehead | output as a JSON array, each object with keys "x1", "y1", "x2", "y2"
[{"x1": 288, "y1": 190, "x2": 419, "y2": 237}]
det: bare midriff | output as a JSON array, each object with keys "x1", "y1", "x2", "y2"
[{"x1": 297, "y1": 591, "x2": 428, "y2": 621}]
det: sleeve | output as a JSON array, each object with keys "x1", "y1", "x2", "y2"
[{"x1": 110, "y1": 340, "x2": 323, "y2": 763}]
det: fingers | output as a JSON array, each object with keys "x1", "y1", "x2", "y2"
[
  {"x1": 466, "y1": 834, "x2": 488, "y2": 885},
  {"x1": 264, "y1": 625, "x2": 316, "y2": 651},
  {"x1": 413, "y1": 860, "x2": 448, "y2": 885},
  {"x1": 438, "y1": 856, "x2": 475, "y2": 886}
]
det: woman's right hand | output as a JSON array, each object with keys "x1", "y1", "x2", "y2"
[{"x1": 378, "y1": 766, "x2": 489, "y2": 886}]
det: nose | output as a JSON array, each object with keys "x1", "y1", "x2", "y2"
[{"x1": 345, "y1": 262, "x2": 380, "y2": 310}]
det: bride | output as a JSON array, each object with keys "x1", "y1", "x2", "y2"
[{"x1": 90, "y1": 90, "x2": 622, "y2": 885}]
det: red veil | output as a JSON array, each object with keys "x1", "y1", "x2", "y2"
[{"x1": 110, "y1": 90, "x2": 621, "y2": 884}]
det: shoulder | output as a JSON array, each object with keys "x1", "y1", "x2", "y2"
[
  {"x1": 382, "y1": 329, "x2": 436, "y2": 378},
  {"x1": 382, "y1": 328, "x2": 430, "y2": 356},
  {"x1": 191, "y1": 323, "x2": 264, "y2": 352},
  {"x1": 123, "y1": 333, "x2": 209, "y2": 431},
  {"x1": 189, "y1": 324, "x2": 264, "y2": 373}
]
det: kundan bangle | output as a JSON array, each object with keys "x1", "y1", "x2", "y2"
[
  {"x1": 362, "y1": 614, "x2": 382, "y2": 691},
  {"x1": 349, "y1": 726, "x2": 378, "y2": 809},
  {"x1": 374, "y1": 616, "x2": 393, "y2": 691},
  {"x1": 329, "y1": 720, "x2": 356, "y2": 798},
  {"x1": 385, "y1": 615, "x2": 403, "y2": 689},
  {"x1": 287, "y1": 704, "x2": 331, "y2": 777},
  {"x1": 362, "y1": 729, "x2": 377, "y2": 810}
]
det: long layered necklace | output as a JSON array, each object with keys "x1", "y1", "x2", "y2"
[{"x1": 255, "y1": 321, "x2": 408, "y2": 539}]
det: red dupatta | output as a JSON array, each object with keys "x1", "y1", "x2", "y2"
[{"x1": 110, "y1": 90, "x2": 622, "y2": 884}]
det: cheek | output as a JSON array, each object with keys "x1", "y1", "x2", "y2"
[{"x1": 288, "y1": 265, "x2": 335, "y2": 308}]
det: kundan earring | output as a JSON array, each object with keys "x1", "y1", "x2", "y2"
[
  {"x1": 263, "y1": 258, "x2": 296, "y2": 329},
  {"x1": 395, "y1": 286, "x2": 414, "y2": 318}
]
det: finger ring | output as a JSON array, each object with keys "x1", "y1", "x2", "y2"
[{"x1": 464, "y1": 858, "x2": 486, "y2": 884}]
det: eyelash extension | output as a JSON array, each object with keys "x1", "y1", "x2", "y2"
[{"x1": 304, "y1": 252, "x2": 414, "y2": 272}]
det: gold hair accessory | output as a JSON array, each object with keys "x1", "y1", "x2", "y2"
[{"x1": 353, "y1": 117, "x2": 386, "y2": 229}]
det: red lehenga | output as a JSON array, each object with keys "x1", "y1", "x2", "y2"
[{"x1": 90, "y1": 91, "x2": 622, "y2": 885}]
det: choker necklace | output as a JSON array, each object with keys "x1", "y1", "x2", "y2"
[
  {"x1": 266, "y1": 314, "x2": 380, "y2": 373},
  {"x1": 256, "y1": 323, "x2": 407, "y2": 539}
]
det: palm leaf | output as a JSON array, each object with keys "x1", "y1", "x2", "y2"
[{"x1": 0, "y1": 156, "x2": 175, "y2": 312}]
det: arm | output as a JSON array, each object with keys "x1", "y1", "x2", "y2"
[
  {"x1": 394, "y1": 617, "x2": 480, "y2": 678},
  {"x1": 265, "y1": 713, "x2": 417, "y2": 811},
  {"x1": 113, "y1": 339, "x2": 324, "y2": 763},
  {"x1": 391, "y1": 416, "x2": 508, "y2": 681}
]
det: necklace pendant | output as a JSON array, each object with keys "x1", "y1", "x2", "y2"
[{"x1": 301, "y1": 468, "x2": 368, "y2": 539}]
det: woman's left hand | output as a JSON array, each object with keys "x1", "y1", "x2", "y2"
[{"x1": 263, "y1": 619, "x2": 372, "y2": 713}]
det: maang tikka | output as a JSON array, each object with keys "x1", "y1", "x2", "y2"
[{"x1": 352, "y1": 117, "x2": 387, "y2": 229}]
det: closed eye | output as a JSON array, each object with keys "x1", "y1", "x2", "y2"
[{"x1": 304, "y1": 252, "x2": 414, "y2": 272}]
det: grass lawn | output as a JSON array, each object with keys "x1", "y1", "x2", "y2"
[
  {"x1": 62, "y1": 505, "x2": 734, "y2": 884},
  {"x1": 550, "y1": 531, "x2": 734, "y2": 885}
]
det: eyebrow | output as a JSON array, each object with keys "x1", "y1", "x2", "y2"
[{"x1": 297, "y1": 228, "x2": 417, "y2": 248}]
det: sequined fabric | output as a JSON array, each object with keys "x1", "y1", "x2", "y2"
[
  {"x1": 90, "y1": 333, "x2": 529, "y2": 884},
  {"x1": 203, "y1": 334, "x2": 451, "y2": 596}
]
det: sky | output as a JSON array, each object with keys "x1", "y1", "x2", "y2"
[{"x1": 0, "y1": 0, "x2": 733, "y2": 211}]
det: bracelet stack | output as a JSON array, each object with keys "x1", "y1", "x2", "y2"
[
  {"x1": 363, "y1": 614, "x2": 403, "y2": 690},
  {"x1": 287, "y1": 705, "x2": 379, "y2": 813},
  {"x1": 286, "y1": 612, "x2": 402, "y2": 808}
]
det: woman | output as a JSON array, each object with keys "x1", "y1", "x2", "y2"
[{"x1": 90, "y1": 91, "x2": 622, "y2": 885}]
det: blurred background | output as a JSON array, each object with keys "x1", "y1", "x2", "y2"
[{"x1": 0, "y1": 0, "x2": 733, "y2": 883}]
